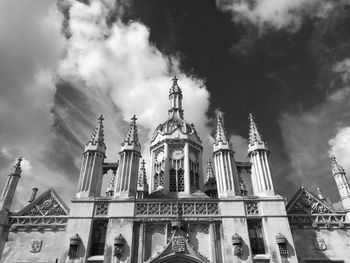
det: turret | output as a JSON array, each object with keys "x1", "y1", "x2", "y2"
[
  {"x1": 114, "y1": 115, "x2": 141, "y2": 198},
  {"x1": 212, "y1": 111, "x2": 240, "y2": 198},
  {"x1": 0, "y1": 157, "x2": 23, "y2": 212},
  {"x1": 331, "y1": 155, "x2": 350, "y2": 211},
  {"x1": 149, "y1": 77, "x2": 203, "y2": 197},
  {"x1": 137, "y1": 159, "x2": 149, "y2": 199},
  {"x1": 247, "y1": 114, "x2": 275, "y2": 197},
  {"x1": 76, "y1": 115, "x2": 106, "y2": 198}
]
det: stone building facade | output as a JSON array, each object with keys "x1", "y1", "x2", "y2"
[{"x1": 0, "y1": 77, "x2": 350, "y2": 263}]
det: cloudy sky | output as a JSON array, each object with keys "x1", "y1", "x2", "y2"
[{"x1": 1, "y1": 0, "x2": 350, "y2": 210}]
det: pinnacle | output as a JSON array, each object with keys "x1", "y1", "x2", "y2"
[
  {"x1": 316, "y1": 187, "x2": 325, "y2": 200},
  {"x1": 214, "y1": 110, "x2": 228, "y2": 144},
  {"x1": 205, "y1": 159, "x2": 216, "y2": 186},
  {"x1": 125, "y1": 115, "x2": 140, "y2": 145},
  {"x1": 330, "y1": 155, "x2": 345, "y2": 175},
  {"x1": 11, "y1": 156, "x2": 23, "y2": 175},
  {"x1": 90, "y1": 115, "x2": 104, "y2": 144},
  {"x1": 138, "y1": 159, "x2": 148, "y2": 187},
  {"x1": 248, "y1": 113, "x2": 263, "y2": 145},
  {"x1": 169, "y1": 75, "x2": 182, "y2": 94}
]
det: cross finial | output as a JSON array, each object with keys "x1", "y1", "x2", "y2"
[
  {"x1": 17, "y1": 156, "x2": 23, "y2": 166},
  {"x1": 131, "y1": 115, "x2": 137, "y2": 123},
  {"x1": 98, "y1": 115, "x2": 104, "y2": 123},
  {"x1": 172, "y1": 75, "x2": 178, "y2": 84}
]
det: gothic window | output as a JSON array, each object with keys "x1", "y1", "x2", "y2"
[
  {"x1": 170, "y1": 169, "x2": 177, "y2": 192},
  {"x1": 248, "y1": 219, "x2": 265, "y2": 255},
  {"x1": 154, "y1": 174, "x2": 159, "y2": 189},
  {"x1": 178, "y1": 169, "x2": 185, "y2": 191},
  {"x1": 169, "y1": 152, "x2": 184, "y2": 192},
  {"x1": 190, "y1": 171, "x2": 194, "y2": 188},
  {"x1": 90, "y1": 220, "x2": 108, "y2": 256},
  {"x1": 159, "y1": 170, "x2": 164, "y2": 187},
  {"x1": 195, "y1": 173, "x2": 199, "y2": 189}
]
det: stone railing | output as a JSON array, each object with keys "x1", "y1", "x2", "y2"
[
  {"x1": 8, "y1": 216, "x2": 68, "y2": 232},
  {"x1": 288, "y1": 213, "x2": 349, "y2": 229},
  {"x1": 135, "y1": 201, "x2": 219, "y2": 217}
]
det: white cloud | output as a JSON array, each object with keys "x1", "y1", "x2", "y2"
[
  {"x1": 58, "y1": 0, "x2": 212, "y2": 178},
  {"x1": 217, "y1": 0, "x2": 335, "y2": 32}
]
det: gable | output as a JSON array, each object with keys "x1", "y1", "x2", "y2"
[
  {"x1": 16, "y1": 188, "x2": 69, "y2": 216},
  {"x1": 286, "y1": 187, "x2": 334, "y2": 214}
]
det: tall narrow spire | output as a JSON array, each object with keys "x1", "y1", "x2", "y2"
[
  {"x1": 206, "y1": 159, "x2": 215, "y2": 183},
  {"x1": 316, "y1": 187, "x2": 325, "y2": 201},
  {"x1": 330, "y1": 155, "x2": 350, "y2": 212},
  {"x1": 248, "y1": 114, "x2": 274, "y2": 196},
  {"x1": 10, "y1": 157, "x2": 23, "y2": 175},
  {"x1": 124, "y1": 115, "x2": 139, "y2": 146},
  {"x1": 137, "y1": 159, "x2": 148, "y2": 188},
  {"x1": 248, "y1": 113, "x2": 263, "y2": 145},
  {"x1": 1, "y1": 157, "x2": 23, "y2": 211},
  {"x1": 168, "y1": 76, "x2": 184, "y2": 119},
  {"x1": 214, "y1": 111, "x2": 229, "y2": 145},
  {"x1": 330, "y1": 155, "x2": 345, "y2": 175}
]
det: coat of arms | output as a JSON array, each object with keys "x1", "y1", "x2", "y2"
[
  {"x1": 172, "y1": 236, "x2": 186, "y2": 253},
  {"x1": 313, "y1": 237, "x2": 327, "y2": 251},
  {"x1": 30, "y1": 240, "x2": 43, "y2": 253}
]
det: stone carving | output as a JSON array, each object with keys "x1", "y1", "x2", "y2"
[
  {"x1": 69, "y1": 234, "x2": 81, "y2": 258},
  {"x1": 30, "y1": 240, "x2": 42, "y2": 253},
  {"x1": 114, "y1": 234, "x2": 126, "y2": 258},
  {"x1": 246, "y1": 202, "x2": 259, "y2": 215},
  {"x1": 136, "y1": 201, "x2": 219, "y2": 216},
  {"x1": 276, "y1": 233, "x2": 288, "y2": 255},
  {"x1": 314, "y1": 237, "x2": 327, "y2": 251},
  {"x1": 95, "y1": 202, "x2": 109, "y2": 216},
  {"x1": 288, "y1": 214, "x2": 346, "y2": 229},
  {"x1": 232, "y1": 233, "x2": 243, "y2": 257},
  {"x1": 172, "y1": 235, "x2": 186, "y2": 253},
  {"x1": 22, "y1": 196, "x2": 66, "y2": 217}
]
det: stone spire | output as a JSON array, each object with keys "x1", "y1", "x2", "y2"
[
  {"x1": 123, "y1": 115, "x2": 140, "y2": 146},
  {"x1": 247, "y1": 114, "x2": 274, "y2": 197},
  {"x1": 212, "y1": 111, "x2": 240, "y2": 197},
  {"x1": 214, "y1": 111, "x2": 229, "y2": 145},
  {"x1": 137, "y1": 159, "x2": 148, "y2": 187},
  {"x1": 248, "y1": 113, "x2": 263, "y2": 145},
  {"x1": 115, "y1": 115, "x2": 142, "y2": 198},
  {"x1": 330, "y1": 155, "x2": 350, "y2": 211},
  {"x1": 76, "y1": 115, "x2": 106, "y2": 198},
  {"x1": 205, "y1": 159, "x2": 215, "y2": 184},
  {"x1": 168, "y1": 75, "x2": 184, "y2": 119},
  {"x1": 316, "y1": 187, "x2": 325, "y2": 201},
  {"x1": 1, "y1": 157, "x2": 23, "y2": 212},
  {"x1": 331, "y1": 155, "x2": 345, "y2": 175},
  {"x1": 90, "y1": 115, "x2": 104, "y2": 144}
]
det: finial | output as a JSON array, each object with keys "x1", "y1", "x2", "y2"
[
  {"x1": 169, "y1": 75, "x2": 182, "y2": 94},
  {"x1": 330, "y1": 155, "x2": 345, "y2": 175},
  {"x1": 11, "y1": 156, "x2": 23, "y2": 175},
  {"x1": 248, "y1": 113, "x2": 263, "y2": 145},
  {"x1": 124, "y1": 115, "x2": 139, "y2": 145},
  {"x1": 214, "y1": 110, "x2": 228, "y2": 144},
  {"x1": 205, "y1": 159, "x2": 216, "y2": 186},
  {"x1": 90, "y1": 115, "x2": 105, "y2": 144},
  {"x1": 316, "y1": 187, "x2": 325, "y2": 200}
]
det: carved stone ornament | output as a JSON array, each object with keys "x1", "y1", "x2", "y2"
[
  {"x1": 172, "y1": 235, "x2": 186, "y2": 253},
  {"x1": 30, "y1": 240, "x2": 42, "y2": 253},
  {"x1": 232, "y1": 233, "x2": 243, "y2": 257},
  {"x1": 246, "y1": 202, "x2": 259, "y2": 215},
  {"x1": 314, "y1": 237, "x2": 327, "y2": 251},
  {"x1": 114, "y1": 234, "x2": 126, "y2": 258},
  {"x1": 95, "y1": 202, "x2": 109, "y2": 216}
]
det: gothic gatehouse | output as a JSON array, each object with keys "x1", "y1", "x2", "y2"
[{"x1": 1, "y1": 77, "x2": 350, "y2": 263}]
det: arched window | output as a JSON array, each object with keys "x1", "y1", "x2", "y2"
[
  {"x1": 170, "y1": 168, "x2": 176, "y2": 192},
  {"x1": 90, "y1": 220, "x2": 108, "y2": 256},
  {"x1": 178, "y1": 169, "x2": 185, "y2": 191}
]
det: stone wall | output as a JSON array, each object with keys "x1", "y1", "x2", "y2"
[
  {"x1": 291, "y1": 228, "x2": 350, "y2": 262},
  {"x1": 1, "y1": 230, "x2": 66, "y2": 263}
]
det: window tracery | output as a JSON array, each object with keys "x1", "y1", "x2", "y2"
[
  {"x1": 169, "y1": 150, "x2": 185, "y2": 192},
  {"x1": 153, "y1": 150, "x2": 165, "y2": 189}
]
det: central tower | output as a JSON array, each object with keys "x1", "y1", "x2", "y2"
[{"x1": 150, "y1": 76, "x2": 203, "y2": 197}]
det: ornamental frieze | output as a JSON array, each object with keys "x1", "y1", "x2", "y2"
[{"x1": 136, "y1": 201, "x2": 219, "y2": 216}]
